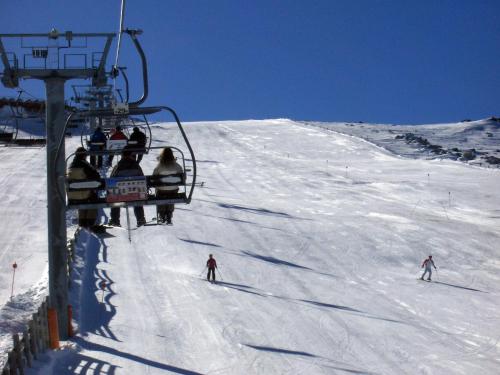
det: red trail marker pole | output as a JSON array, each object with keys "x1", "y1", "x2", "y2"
[{"x1": 10, "y1": 262, "x2": 17, "y2": 299}]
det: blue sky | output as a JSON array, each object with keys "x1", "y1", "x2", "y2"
[{"x1": 0, "y1": 0, "x2": 499, "y2": 124}]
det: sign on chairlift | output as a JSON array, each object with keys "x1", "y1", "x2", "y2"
[
  {"x1": 32, "y1": 49, "x2": 48, "y2": 59},
  {"x1": 113, "y1": 102, "x2": 129, "y2": 115},
  {"x1": 105, "y1": 176, "x2": 147, "y2": 203},
  {"x1": 107, "y1": 139, "x2": 128, "y2": 150}
]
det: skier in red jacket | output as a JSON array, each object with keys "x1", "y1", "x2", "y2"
[
  {"x1": 107, "y1": 125, "x2": 128, "y2": 166},
  {"x1": 206, "y1": 254, "x2": 217, "y2": 282}
]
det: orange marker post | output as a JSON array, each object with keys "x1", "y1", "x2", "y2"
[{"x1": 47, "y1": 308, "x2": 60, "y2": 349}]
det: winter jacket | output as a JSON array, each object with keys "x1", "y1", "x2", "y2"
[
  {"x1": 89, "y1": 130, "x2": 107, "y2": 151},
  {"x1": 153, "y1": 161, "x2": 184, "y2": 191},
  {"x1": 67, "y1": 157, "x2": 101, "y2": 200},
  {"x1": 207, "y1": 258, "x2": 217, "y2": 269},
  {"x1": 110, "y1": 130, "x2": 127, "y2": 141},
  {"x1": 422, "y1": 258, "x2": 436, "y2": 270},
  {"x1": 129, "y1": 129, "x2": 147, "y2": 148},
  {"x1": 111, "y1": 157, "x2": 144, "y2": 178}
]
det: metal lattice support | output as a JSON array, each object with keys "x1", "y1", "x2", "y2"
[{"x1": 0, "y1": 30, "x2": 115, "y2": 340}]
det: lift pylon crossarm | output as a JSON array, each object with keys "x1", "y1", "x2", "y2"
[{"x1": 0, "y1": 32, "x2": 115, "y2": 85}]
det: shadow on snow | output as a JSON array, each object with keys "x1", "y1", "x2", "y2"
[
  {"x1": 241, "y1": 250, "x2": 313, "y2": 271},
  {"x1": 178, "y1": 238, "x2": 222, "y2": 248},
  {"x1": 243, "y1": 344, "x2": 378, "y2": 375},
  {"x1": 77, "y1": 232, "x2": 119, "y2": 342},
  {"x1": 433, "y1": 281, "x2": 487, "y2": 293},
  {"x1": 60, "y1": 338, "x2": 204, "y2": 375}
]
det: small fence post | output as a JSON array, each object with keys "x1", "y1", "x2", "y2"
[
  {"x1": 1, "y1": 231, "x2": 79, "y2": 373},
  {"x1": 41, "y1": 297, "x2": 50, "y2": 351},
  {"x1": 8, "y1": 350, "x2": 15, "y2": 375},
  {"x1": 29, "y1": 318, "x2": 38, "y2": 360},
  {"x1": 22, "y1": 330, "x2": 32, "y2": 368},
  {"x1": 13, "y1": 334, "x2": 24, "y2": 375}
]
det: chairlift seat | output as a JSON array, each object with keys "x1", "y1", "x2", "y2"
[
  {"x1": 68, "y1": 193, "x2": 188, "y2": 210},
  {"x1": 0, "y1": 132, "x2": 14, "y2": 142},
  {"x1": 66, "y1": 172, "x2": 188, "y2": 210}
]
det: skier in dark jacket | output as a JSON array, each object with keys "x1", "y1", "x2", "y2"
[
  {"x1": 206, "y1": 254, "x2": 217, "y2": 282},
  {"x1": 108, "y1": 146, "x2": 146, "y2": 227},
  {"x1": 420, "y1": 255, "x2": 437, "y2": 281},
  {"x1": 67, "y1": 147, "x2": 101, "y2": 228},
  {"x1": 129, "y1": 127, "x2": 147, "y2": 163},
  {"x1": 89, "y1": 127, "x2": 107, "y2": 168}
]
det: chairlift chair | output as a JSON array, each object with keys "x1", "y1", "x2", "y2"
[{"x1": 62, "y1": 105, "x2": 196, "y2": 216}]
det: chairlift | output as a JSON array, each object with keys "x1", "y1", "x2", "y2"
[
  {"x1": 0, "y1": 100, "x2": 45, "y2": 146},
  {"x1": 61, "y1": 105, "x2": 196, "y2": 213},
  {"x1": 79, "y1": 109, "x2": 152, "y2": 163},
  {"x1": 60, "y1": 27, "x2": 197, "y2": 230}
]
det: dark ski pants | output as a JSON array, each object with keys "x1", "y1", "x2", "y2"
[
  {"x1": 156, "y1": 189, "x2": 178, "y2": 223},
  {"x1": 421, "y1": 268, "x2": 433, "y2": 280},
  {"x1": 78, "y1": 208, "x2": 97, "y2": 228},
  {"x1": 111, "y1": 206, "x2": 145, "y2": 226},
  {"x1": 90, "y1": 155, "x2": 103, "y2": 168},
  {"x1": 207, "y1": 267, "x2": 216, "y2": 281}
]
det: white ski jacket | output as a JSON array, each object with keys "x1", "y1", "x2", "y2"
[
  {"x1": 153, "y1": 161, "x2": 184, "y2": 191},
  {"x1": 422, "y1": 258, "x2": 436, "y2": 270}
]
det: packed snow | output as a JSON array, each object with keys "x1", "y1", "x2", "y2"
[{"x1": 1, "y1": 117, "x2": 499, "y2": 374}]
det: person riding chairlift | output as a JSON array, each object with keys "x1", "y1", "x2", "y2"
[
  {"x1": 107, "y1": 125, "x2": 128, "y2": 167},
  {"x1": 153, "y1": 147, "x2": 184, "y2": 225}
]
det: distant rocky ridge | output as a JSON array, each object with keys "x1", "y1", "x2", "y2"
[{"x1": 303, "y1": 117, "x2": 500, "y2": 167}]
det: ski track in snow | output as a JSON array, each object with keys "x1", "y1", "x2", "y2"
[{"x1": 0, "y1": 119, "x2": 499, "y2": 374}]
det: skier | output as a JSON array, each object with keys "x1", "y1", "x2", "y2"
[
  {"x1": 420, "y1": 255, "x2": 437, "y2": 281},
  {"x1": 206, "y1": 254, "x2": 217, "y2": 282}
]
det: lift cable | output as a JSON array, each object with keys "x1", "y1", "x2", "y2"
[{"x1": 113, "y1": 0, "x2": 127, "y2": 95}]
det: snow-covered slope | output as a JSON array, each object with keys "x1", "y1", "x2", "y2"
[{"x1": 1, "y1": 119, "x2": 499, "y2": 374}]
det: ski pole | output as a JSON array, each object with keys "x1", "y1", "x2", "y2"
[
  {"x1": 199, "y1": 266, "x2": 207, "y2": 277},
  {"x1": 216, "y1": 268, "x2": 224, "y2": 281},
  {"x1": 126, "y1": 206, "x2": 132, "y2": 243}
]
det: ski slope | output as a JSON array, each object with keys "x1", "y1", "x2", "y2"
[{"x1": 1, "y1": 119, "x2": 499, "y2": 374}]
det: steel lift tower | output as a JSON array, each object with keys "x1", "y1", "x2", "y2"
[{"x1": 0, "y1": 30, "x2": 114, "y2": 339}]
